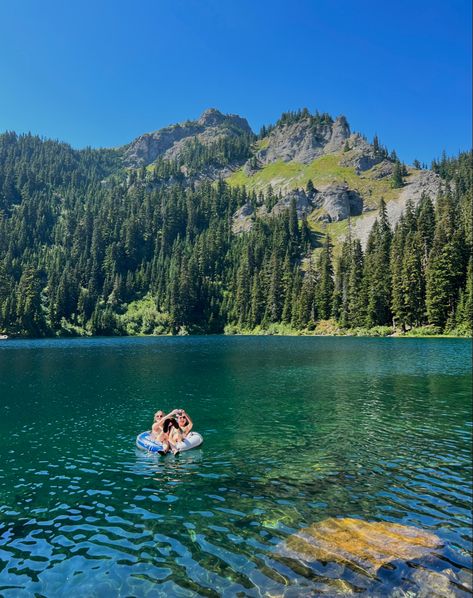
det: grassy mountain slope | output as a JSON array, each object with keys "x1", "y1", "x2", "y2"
[{"x1": 226, "y1": 150, "x2": 436, "y2": 248}]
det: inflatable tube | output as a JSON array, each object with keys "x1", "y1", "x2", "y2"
[{"x1": 136, "y1": 431, "x2": 203, "y2": 453}]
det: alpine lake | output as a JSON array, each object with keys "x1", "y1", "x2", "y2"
[{"x1": 0, "y1": 336, "x2": 471, "y2": 597}]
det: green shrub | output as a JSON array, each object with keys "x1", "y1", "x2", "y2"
[
  {"x1": 120, "y1": 295, "x2": 172, "y2": 335},
  {"x1": 404, "y1": 326, "x2": 443, "y2": 337}
]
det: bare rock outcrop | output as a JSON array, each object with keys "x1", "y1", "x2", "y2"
[
  {"x1": 324, "y1": 115, "x2": 351, "y2": 154},
  {"x1": 272, "y1": 189, "x2": 314, "y2": 217},
  {"x1": 254, "y1": 115, "x2": 350, "y2": 166},
  {"x1": 232, "y1": 183, "x2": 364, "y2": 234},
  {"x1": 232, "y1": 202, "x2": 255, "y2": 233},
  {"x1": 123, "y1": 108, "x2": 252, "y2": 167},
  {"x1": 313, "y1": 184, "x2": 363, "y2": 222},
  {"x1": 340, "y1": 134, "x2": 385, "y2": 173},
  {"x1": 369, "y1": 159, "x2": 395, "y2": 179}
]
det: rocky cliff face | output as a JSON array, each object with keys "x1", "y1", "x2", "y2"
[
  {"x1": 121, "y1": 107, "x2": 443, "y2": 243},
  {"x1": 123, "y1": 108, "x2": 253, "y2": 167},
  {"x1": 232, "y1": 184, "x2": 364, "y2": 233},
  {"x1": 340, "y1": 134, "x2": 385, "y2": 173},
  {"x1": 250, "y1": 115, "x2": 351, "y2": 167},
  {"x1": 313, "y1": 184, "x2": 363, "y2": 222}
]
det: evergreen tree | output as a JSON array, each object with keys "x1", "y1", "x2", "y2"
[
  {"x1": 347, "y1": 239, "x2": 365, "y2": 327},
  {"x1": 364, "y1": 200, "x2": 392, "y2": 326},
  {"x1": 16, "y1": 267, "x2": 45, "y2": 335},
  {"x1": 316, "y1": 236, "x2": 334, "y2": 319},
  {"x1": 391, "y1": 162, "x2": 404, "y2": 188},
  {"x1": 0, "y1": 131, "x2": 469, "y2": 338},
  {"x1": 306, "y1": 179, "x2": 315, "y2": 194},
  {"x1": 401, "y1": 231, "x2": 425, "y2": 327},
  {"x1": 373, "y1": 134, "x2": 380, "y2": 156}
]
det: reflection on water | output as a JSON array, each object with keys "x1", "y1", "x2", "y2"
[{"x1": 0, "y1": 336, "x2": 471, "y2": 596}]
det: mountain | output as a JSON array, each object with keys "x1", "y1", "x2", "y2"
[
  {"x1": 223, "y1": 110, "x2": 444, "y2": 246},
  {"x1": 0, "y1": 109, "x2": 470, "y2": 338},
  {"x1": 123, "y1": 108, "x2": 254, "y2": 173},
  {"x1": 119, "y1": 108, "x2": 444, "y2": 247}
]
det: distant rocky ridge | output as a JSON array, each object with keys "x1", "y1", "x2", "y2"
[
  {"x1": 124, "y1": 108, "x2": 252, "y2": 167},
  {"x1": 121, "y1": 107, "x2": 444, "y2": 242}
]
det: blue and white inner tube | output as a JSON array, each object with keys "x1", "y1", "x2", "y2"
[{"x1": 136, "y1": 431, "x2": 203, "y2": 453}]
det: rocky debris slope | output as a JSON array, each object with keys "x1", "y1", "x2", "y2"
[
  {"x1": 352, "y1": 170, "x2": 443, "y2": 247},
  {"x1": 123, "y1": 108, "x2": 252, "y2": 167}
]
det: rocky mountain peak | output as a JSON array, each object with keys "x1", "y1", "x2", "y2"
[
  {"x1": 124, "y1": 108, "x2": 253, "y2": 167},
  {"x1": 197, "y1": 107, "x2": 252, "y2": 133},
  {"x1": 198, "y1": 107, "x2": 226, "y2": 125},
  {"x1": 251, "y1": 110, "x2": 352, "y2": 167},
  {"x1": 324, "y1": 115, "x2": 351, "y2": 153}
]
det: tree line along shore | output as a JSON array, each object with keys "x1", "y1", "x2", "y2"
[{"x1": 0, "y1": 133, "x2": 470, "y2": 339}]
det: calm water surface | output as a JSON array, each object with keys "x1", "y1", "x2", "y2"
[{"x1": 0, "y1": 336, "x2": 471, "y2": 597}]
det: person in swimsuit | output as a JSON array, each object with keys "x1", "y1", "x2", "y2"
[
  {"x1": 152, "y1": 409, "x2": 178, "y2": 441},
  {"x1": 176, "y1": 410, "x2": 193, "y2": 439},
  {"x1": 159, "y1": 417, "x2": 181, "y2": 455}
]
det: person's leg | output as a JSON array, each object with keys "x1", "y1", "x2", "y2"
[
  {"x1": 158, "y1": 432, "x2": 170, "y2": 455},
  {"x1": 170, "y1": 428, "x2": 182, "y2": 454}
]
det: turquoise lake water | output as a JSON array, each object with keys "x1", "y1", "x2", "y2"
[{"x1": 0, "y1": 336, "x2": 471, "y2": 597}]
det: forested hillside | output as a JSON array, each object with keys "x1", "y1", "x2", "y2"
[{"x1": 0, "y1": 115, "x2": 471, "y2": 338}]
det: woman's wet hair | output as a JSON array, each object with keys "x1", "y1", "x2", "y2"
[{"x1": 163, "y1": 418, "x2": 179, "y2": 433}]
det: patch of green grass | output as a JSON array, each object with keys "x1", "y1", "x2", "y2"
[
  {"x1": 226, "y1": 154, "x2": 426, "y2": 254},
  {"x1": 226, "y1": 154, "x2": 403, "y2": 209},
  {"x1": 254, "y1": 137, "x2": 270, "y2": 150},
  {"x1": 226, "y1": 160, "x2": 305, "y2": 191}
]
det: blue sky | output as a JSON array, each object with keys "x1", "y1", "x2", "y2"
[{"x1": 1, "y1": 0, "x2": 471, "y2": 163}]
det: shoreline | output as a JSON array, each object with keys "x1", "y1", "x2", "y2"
[{"x1": 1, "y1": 330, "x2": 470, "y2": 341}]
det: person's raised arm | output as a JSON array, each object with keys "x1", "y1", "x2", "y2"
[
  {"x1": 183, "y1": 411, "x2": 193, "y2": 433},
  {"x1": 163, "y1": 409, "x2": 179, "y2": 420}
]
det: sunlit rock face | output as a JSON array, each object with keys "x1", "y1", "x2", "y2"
[
  {"x1": 279, "y1": 517, "x2": 442, "y2": 575},
  {"x1": 124, "y1": 108, "x2": 252, "y2": 167},
  {"x1": 254, "y1": 115, "x2": 350, "y2": 166}
]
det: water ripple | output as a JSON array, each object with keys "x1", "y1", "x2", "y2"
[{"x1": 0, "y1": 337, "x2": 471, "y2": 596}]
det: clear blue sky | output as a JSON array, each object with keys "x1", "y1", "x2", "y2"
[{"x1": 1, "y1": 0, "x2": 471, "y2": 164}]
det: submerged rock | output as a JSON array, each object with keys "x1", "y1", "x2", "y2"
[
  {"x1": 409, "y1": 567, "x2": 472, "y2": 598},
  {"x1": 279, "y1": 517, "x2": 442, "y2": 575}
]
